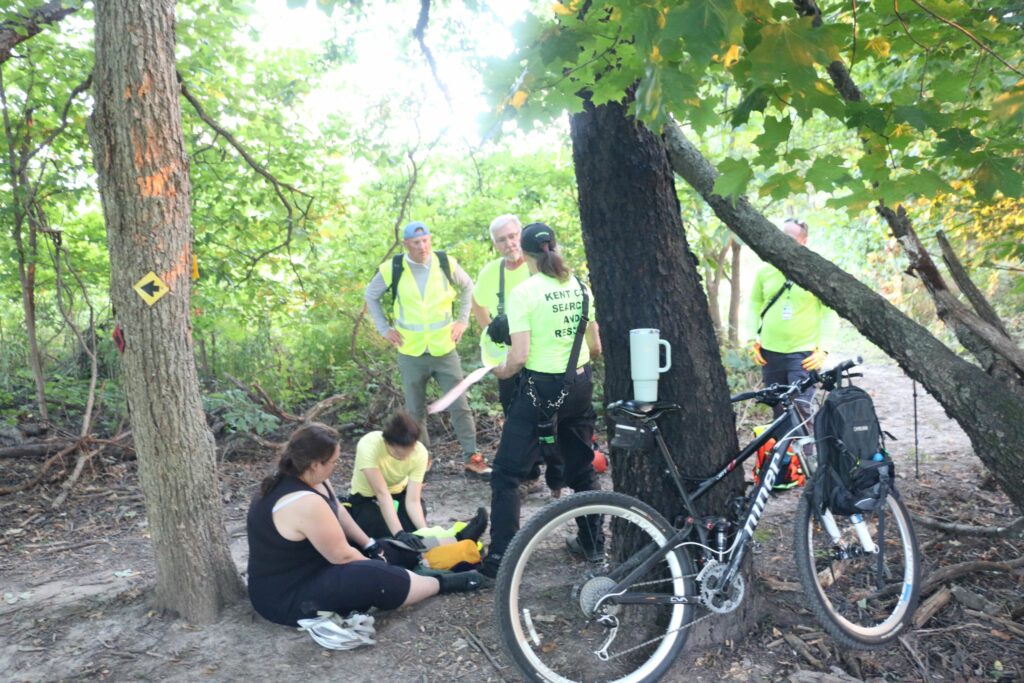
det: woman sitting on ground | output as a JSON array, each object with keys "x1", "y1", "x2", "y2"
[
  {"x1": 347, "y1": 411, "x2": 487, "y2": 548},
  {"x1": 246, "y1": 422, "x2": 482, "y2": 627}
]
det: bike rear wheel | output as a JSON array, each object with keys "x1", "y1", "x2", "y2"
[
  {"x1": 495, "y1": 490, "x2": 696, "y2": 683},
  {"x1": 794, "y1": 492, "x2": 920, "y2": 648}
]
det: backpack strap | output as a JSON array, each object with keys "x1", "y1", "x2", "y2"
[
  {"x1": 436, "y1": 250, "x2": 454, "y2": 289},
  {"x1": 390, "y1": 251, "x2": 455, "y2": 305},
  {"x1": 757, "y1": 280, "x2": 793, "y2": 336},
  {"x1": 497, "y1": 261, "x2": 506, "y2": 316},
  {"x1": 389, "y1": 253, "x2": 404, "y2": 305},
  {"x1": 562, "y1": 276, "x2": 591, "y2": 385}
]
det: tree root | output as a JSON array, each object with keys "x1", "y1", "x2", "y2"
[{"x1": 914, "y1": 514, "x2": 1024, "y2": 539}]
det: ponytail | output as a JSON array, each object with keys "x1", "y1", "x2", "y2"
[
  {"x1": 534, "y1": 246, "x2": 570, "y2": 282},
  {"x1": 259, "y1": 423, "x2": 340, "y2": 496}
]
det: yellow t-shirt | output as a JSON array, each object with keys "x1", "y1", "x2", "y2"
[
  {"x1": 473, "y1": 257, "x2": 532, "y2": 317},
  {"x1": 349, "y1": 431, "x2": 428, "y2": 497},
  {"x1": 508, "y1": 273, "x2": 595, "y2": 374}
]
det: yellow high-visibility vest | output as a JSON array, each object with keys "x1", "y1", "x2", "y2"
[{"x1": 379, "y1": 253, "x2": 457, "y2": 356}]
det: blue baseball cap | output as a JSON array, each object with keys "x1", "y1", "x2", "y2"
[{"x1": 402, "y1": 221, "x2": 431, "y2": 239}]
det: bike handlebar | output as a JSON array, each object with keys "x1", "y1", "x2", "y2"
[{"x1": 729, "y1": 356, "x2": 863, "y2": 405}]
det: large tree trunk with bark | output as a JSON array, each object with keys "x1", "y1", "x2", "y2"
[
  {"x1": 665, "y1": 123, "x2": 1024, "y2": 513},
  {"x1": 571, "y1": 100, "x2": 740, "y2": 514},
  {"x1": 88, "y1": 0, "x2": 242, "y2": 622},
  {"x1": 570, "y1": 100, "x2": 751, "y2": 642}
]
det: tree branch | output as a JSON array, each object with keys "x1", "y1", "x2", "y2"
[
  {"x1": 22, "y1": 74, "x2": 91, "y2": 171},
  {"x1": 0, "y1": 1, "x2": 78, "y2": 65},
  {"x1": 908, "y1": 0, "x2": 1024, "y2": 77},
  {"x1": 411, "y1": 0, "x2": 452, "y2": 108},
  {"x1": 876, "y1": 204, "x2": 1024, "y2": 377},
  {"x1": 179, "y1": 76, "x2": 312, "y2": 283},
  {"x1": 935, "y1": 230, "x2": 1011, "y2": 338},
  {"x1": 913, "y1": 514, "x2": 1024, "y2": 539}
]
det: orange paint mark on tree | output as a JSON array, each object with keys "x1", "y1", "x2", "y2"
[
  {"x1": 137, "y1": 74, "x2": 152, "y2": 98},
  {"x1": 123, "y1": 85, "x2": 132, "y2": 100},
  {"x1": 130, "y1": 128, "x2": 163, "y2": 169},
  {"x1": 137, "y1": 164, "x2": 176, "y2": 197},
  {"x1": 161, "y1": 245, "x2": 192, "y2": 289}
]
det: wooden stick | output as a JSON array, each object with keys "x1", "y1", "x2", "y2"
[{"x1": 913, "y1": 585, "x2": 952, "y2": 628}]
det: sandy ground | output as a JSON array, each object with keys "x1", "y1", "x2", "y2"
[{"x1": 2, "y1": 354, "x2": 1021, "y2": 683}]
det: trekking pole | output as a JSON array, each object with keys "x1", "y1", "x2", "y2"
[{"x1": 912, "y1": 379, "x2": 920, "y2": 479}]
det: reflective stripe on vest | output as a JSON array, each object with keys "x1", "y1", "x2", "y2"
[{"x1": 380, "y1": 253, "x2": 457, "y2": 356}]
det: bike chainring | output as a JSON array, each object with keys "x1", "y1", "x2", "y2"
[{"x1": 696, "y1": 560, "x2": 746, "y2": 614}]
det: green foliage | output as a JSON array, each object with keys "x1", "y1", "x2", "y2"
[{"x1": 203, "y1": 389, "x2": 281, "y2": 435}]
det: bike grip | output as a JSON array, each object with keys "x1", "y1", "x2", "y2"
[{"x1": 730, "y1": 391, "x2": 758, "y2": 403}]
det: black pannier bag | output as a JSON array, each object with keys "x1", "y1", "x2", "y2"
[{"x1": 810, "y1": 384, "x2": 895, "y2": 515}]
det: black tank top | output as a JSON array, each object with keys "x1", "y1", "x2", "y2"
[{"x1": 246, "y1": 475, "x2": 338, "y2": 623}]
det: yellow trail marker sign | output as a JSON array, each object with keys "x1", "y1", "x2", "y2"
[{"x1": 134, "y1": 272, "x2": 170, "y2": 306}]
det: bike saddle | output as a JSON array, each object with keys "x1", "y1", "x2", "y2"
[{"x1": 607, "y1": 399, "x2": 682, "y2": 421}]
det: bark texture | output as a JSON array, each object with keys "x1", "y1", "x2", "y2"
[
  {"x1": 664, "y1": 122, "x2": 1024, "y2": 513},
  {"x1": 88, "y1": 0, "x2": 242, "y2": 621},
  {"x1": 570, "y1": 99, "x2": 741, "y2": 519}
]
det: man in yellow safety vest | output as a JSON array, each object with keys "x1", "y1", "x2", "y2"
[{"x1": 364, "y1": 221, "x2": 490, "y2": 479}]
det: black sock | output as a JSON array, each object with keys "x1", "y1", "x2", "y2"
[{"x1": 455, "y1": 507, "x2": 488, "y2": 542}]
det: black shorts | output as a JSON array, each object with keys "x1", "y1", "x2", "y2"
[{"x1": 288, "y1": 560, "x2": 411, "y2": 623}]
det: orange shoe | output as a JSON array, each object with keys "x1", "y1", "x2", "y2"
[{"x1": 464, "y1": 453, "x2": 492, "y2": 480}]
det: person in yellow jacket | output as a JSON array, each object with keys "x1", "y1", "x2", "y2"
[
  {"x1": 364, "y1": 222, "x2": 489, "y2": 478},
  {"x1": 748, "y1": 218, "x2": 838, "y2": 417}
]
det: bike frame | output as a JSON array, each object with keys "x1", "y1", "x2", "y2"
[{"x1": 604, "y1": 397, "x2": 815, "y2": 607}]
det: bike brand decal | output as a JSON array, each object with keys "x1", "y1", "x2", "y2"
[{"x1": 743, "y1": 451, "x2": 781, "y2": 537}]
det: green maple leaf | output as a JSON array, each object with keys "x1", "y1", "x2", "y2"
[
  {"x1": 665, "y1": 0, "x2": 745, "y2": 65},
  {"x1": 712, "y1": 157, "x2": 755, "y2": 200},
  {"x1": 975, "y1": 157, "x2": 1023, "y2": 201},
  {"x1": 749, "y1": 18, "x2": 840, "y2": 86}
]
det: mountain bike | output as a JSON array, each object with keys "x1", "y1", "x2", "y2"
[{"x1": 494, "y1": 358, "x2": 920, "y2": 683}]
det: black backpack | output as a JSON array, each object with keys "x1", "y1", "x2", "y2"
[
  {"x1": 810, "y1": 384, "x2": 894, "y2": 515},
  {"x1": 389, "y1": 251, "x2": 454, "y2": 304}
]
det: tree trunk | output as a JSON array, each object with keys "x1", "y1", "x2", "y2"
[
  {"x1": 2, "y1": 72, "x2": 49, "y2": 422},
  {"x1": 570, "y1": 99, "x2": 752, "y2": 642},
  {"x1": 728, "y1": 239, "x2": 741, "y2": 346},
  {"x1": 664, "y1": 123, "x2": 1024, "y2": 513},
  {"x1": 570, "y1": 98, "x2": 742, "y2": 534},
  {"x1": 88, "y1": 0, "x2": 242, "y2": 621}
]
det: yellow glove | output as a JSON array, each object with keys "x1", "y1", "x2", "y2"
[
  {"x1": 801, "y1": 348, "x2": 827, "y2": 371},
  {"x1": 749, "y1": 341, "x2": 767, "y2": 366}
]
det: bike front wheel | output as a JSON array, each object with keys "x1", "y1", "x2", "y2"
[
  {"x1": 495, "y1": 490, "x2": 697, "y2": 683},
  {"x1": 794, "y1": 492, "x2": 921, "y2": 649}
]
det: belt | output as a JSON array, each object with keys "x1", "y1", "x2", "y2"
[{"x1": 523, "y1": 364, "x2": 590, "y2": 382}]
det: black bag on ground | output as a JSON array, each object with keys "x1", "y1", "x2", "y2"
[{"x1": 810, "y1": 384, "x2": 894, "y2": 515}]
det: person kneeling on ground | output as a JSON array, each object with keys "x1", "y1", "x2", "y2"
[
  {"x1": 246, "y1": 422, "x2": 483, "y2": 627},
  {"x1": 346, "y1": 410, "x2": 488, "y2": 552}
]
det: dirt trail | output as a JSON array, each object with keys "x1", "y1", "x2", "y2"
[{"x1": 1, "y1": 357, "x2": 1018, "y2": 683}]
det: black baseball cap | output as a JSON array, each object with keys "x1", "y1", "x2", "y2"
[{"x1": 521, "y1": 222, "x2": 556, "y2": 254}]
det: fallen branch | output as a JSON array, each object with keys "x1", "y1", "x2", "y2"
[
  {"x1": 0, "y1": 440, "x2": 75, "y2": 459},
  {"x1": 784, "y1": 631, "x2": 824, "y2": 669},
  {"x1": 301, "y1": 394, "x2": 348, "y2": 423},
  {"x1": 223, "y1": 373, "x2": 301, "y2": 423},
  {"x1": 913, "y1": 585, "x2": 952, "y2": 628},
  {"x1": 913, "y1": 514, "x2": 1024, "y2": 539},
  {"x1": 921, "y1": 556, "x2": 1024, "y2": 596},
  {"x1": 0, "y1": 440, "x2": 77, "y2": 495},
  {"x1": 51, "y1": 445, "x2": 105, "y2": 509},
  {"x1": 898, "y1": 635, "x2": 932, "y2": 683}
]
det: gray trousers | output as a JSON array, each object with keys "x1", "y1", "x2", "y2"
[
  {"x1": 762, "y1": 349, "x2": 816, "y2": 419},
  {"x1": 395, "y1": 350, "x2": 477, "y2": 458}
]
